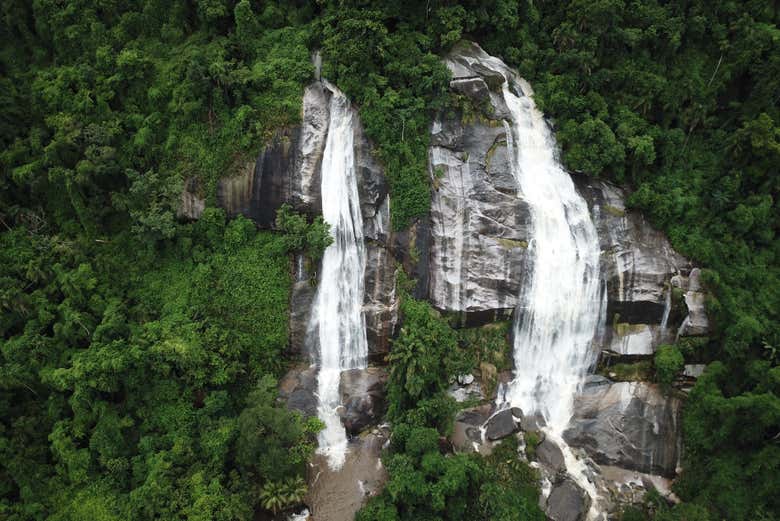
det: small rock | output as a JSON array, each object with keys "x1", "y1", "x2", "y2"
[
  {"x1": 683, "y1": 364, "x2": 706, "y2": 378},
  {"x1": 485, "y1": 408, "x2": 519, "y2": 441},
  {"x1": 457, "y1": 373, "x2": 475, "y2": 386}
]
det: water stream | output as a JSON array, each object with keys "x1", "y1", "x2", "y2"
[
  {"x1": 308, "y1": 83, "x2": 367, "y2": 471},
  {"x1": 479, "y1": 55, "x2": 606, "y2": 518}
]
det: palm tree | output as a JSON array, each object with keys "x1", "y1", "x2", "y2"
[
  {"x1": 259, "y1": 481, "x2": 286, "y2": 515},
  {"x1": 260, "y1": 477, "x2": 308, "y2": 515},
  {"x1": 281, "y1": 476, "x2": 307, "y2": 506}
]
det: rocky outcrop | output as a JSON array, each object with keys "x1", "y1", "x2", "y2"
[
  {"x1": 363, "y1": 245, "x2": 399, "y2": 362},
  {"x1": 673, "y1": 268, "x2": 710, "y2": 337},
  {"x1": 278, "y1": 364, "x2": 319, "y2": 417},
  {"x1": 279, "y1": 364, "x2": 388, "y2": 436},
  {"x1": 338, "y1": 367, "x2": 388, "y2": 435},
  {"x1": 563, "y1": 378, "x2": 682, "y2": 477},
  {"x1": 178, "y1": 177, "x2": 205, "y2": 220},
  {"x1": 428, "y1": 44, "x2": 532, "y2": 320},
  {"x1": 451, "y1": 404, "x2": 493, "y2": 455},
  {"x1": 576, "y1": 178, "x2": 702, "y2": 357}
]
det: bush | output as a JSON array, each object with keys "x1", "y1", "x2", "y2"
[{"x1": 655, "y1": 345, "x2": 684, "y2": 388}]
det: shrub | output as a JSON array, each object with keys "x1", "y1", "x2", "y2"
[{"x1": 655, "y1": 345, "x2": 684, "y2": 388}]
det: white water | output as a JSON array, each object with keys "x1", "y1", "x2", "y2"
[
  {"x1": 472, "y1": 56, "x2": 606, "y2": 519},
  {"x1": 499, "y1": 77, "x2": 605, "y2": 433},
  {"x1": 309, "y1": 84, "x2": 367, "y2": 470}
]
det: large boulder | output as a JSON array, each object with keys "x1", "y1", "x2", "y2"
[
  {"x1": 338, "y1": 367, "x2": 388, "y2": 435},
  {"x1": 278, "y1": 365, "x2": 319, "y2": 417},
  {"x1": 484, "y1": 407, "x2": 522, "y2": 441},
  {"x1": 545, "y1": 479, "x2": 591, "y2": 521},
  {"x1": 451, "y1": 404, "x2": 493, "y2": 455},
  {"x1": 536, "y1": 437, "x2": 566, "y2": 473},
  {"x1": 563, "y1": 381, "x2": 682, "y2": 477}
]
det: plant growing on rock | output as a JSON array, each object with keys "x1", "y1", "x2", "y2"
[
  {"x1": 275, "y1": 204, "x2": 334, "y2": 261},
  {"x1": 655, "y1": 345, "x2": 684, "y2": 389}
]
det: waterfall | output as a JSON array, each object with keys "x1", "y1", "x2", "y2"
[
  {"x1": 498, "y1": 79, "x2": 605, "y2": 433},
  {"x1": 309, "y1": 84, "x2": 367, "y2": 470}
]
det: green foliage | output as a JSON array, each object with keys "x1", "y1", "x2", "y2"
[
  {"x1": 316, "y1": 4, "x2": 452, "y2": 229},
  {"x1": 524, "y1": 431, "x2": 541, "y2": 460},
  {"x1": 259, "y1": 476, "x2": 308, "y2": 515},
  {"x1": 2, "y1": 1, "x2": 779, "y2": 520},
  {"x1": 386, "y1": 297, "x2": 459, "y2": 422},
  {"x1": 275, "y1": 203, "x2": 333, "y2": 261},
  {"x1": 479, "y1": 438, "x2": 545, "y2": 521},
  {"x1": 673, "y1": 361, "x2": 780, "y2": 520},
  {"x1": 358, "y1": 430, "x2": 545, "y2": 521},
  {"x1": 0, "y1": 203, "x2": 307, "y2": 519},
  {"x1": 456, "y1": 321, "x2": 513, "y2": 373},
  {"x1": 601, "y1": 360, "x2": 654, "y2": 382},
  {"x1": 655, "y1": 345, "x2": 685, "y2": 388}
]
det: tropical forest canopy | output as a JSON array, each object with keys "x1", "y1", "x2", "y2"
[{"x1": 1, "y1": 1, "x2": 778, "y2": 520}]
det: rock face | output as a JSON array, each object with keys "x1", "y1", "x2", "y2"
[
  {"x1": 563, "y1": 380, "x2": 681, "y2": 477},
  {"x1": 428, "y1": 44, "x2": 532, "y2": 320},
  {"x1": 673, "y1": 268, "x2": 710, "y2": 337},
  {"x1": 278, "y1": 364, "x2": 319, "y2": 417},
  {"x1": 178, "y1": 177, "x2": 205, "y2": 220}
]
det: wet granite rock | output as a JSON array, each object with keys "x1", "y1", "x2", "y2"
[
  {"x1": 278, "y1": 365, "x2": 319, "y2": 417},
  {"x1": 537, "y1": 437, "x2": 566, "y2": 473},
  {"x1": 546, "y1": 479, "x2": 591, "y2": 521},
  {"x1": 485, "y1": 408, "x2": 521, "y2": 441},
  {"x1": 178, "y1": 177, "x2": 205, "y2": 220},
  {"x1": 451, "y1": 404, "x2": 492, "y2": 455},
  {"x1": 338, "y1": 367, "x2": 388, "y2": 435},
  {"x1": 674, "y1": 268, "x2": 710, "y2": 337},
  {"x1": 564, "y1": 381, "x2": 681, "y2": 477}
]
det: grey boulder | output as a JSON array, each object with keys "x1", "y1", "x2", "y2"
[
  {"x1": 564, "y1": 381, "x2": 681, "y2": 476},
  {"x1": 546, "y1": 479, "x2": 591, "y2": 521}
]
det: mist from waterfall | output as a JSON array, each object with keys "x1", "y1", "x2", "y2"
[
  {"x1": 499, "y1": 74, "x2": 605, "y2": 434},
  {"x1": 309, "y1": 84, "x2": 367, "y2": 470}
]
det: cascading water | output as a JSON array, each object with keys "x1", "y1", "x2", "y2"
[
  {"x1": 309, "y1": 83, "x2": 367, "y2": 471},
  {"x1": 476, "y1": 55, "x2": 606, "y2": 518},
  {"x1": 500, "y1": 78, "x2": 605, "y2": 433}
]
